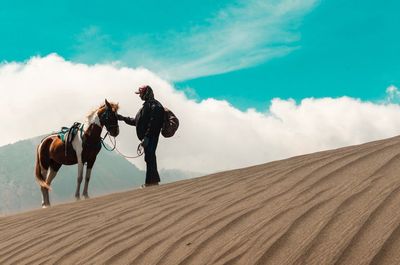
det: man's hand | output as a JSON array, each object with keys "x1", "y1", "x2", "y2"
[{"x1": 141, "y1": 137, "x2": 149, "y2": 148}]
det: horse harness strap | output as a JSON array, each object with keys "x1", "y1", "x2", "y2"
[{"x1": 57, "y1": 122, "x2": 83, "y2": 156}]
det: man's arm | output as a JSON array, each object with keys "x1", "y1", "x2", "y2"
[{"x1": 117, "y1": 114, "x2": 136, "y2": 126}]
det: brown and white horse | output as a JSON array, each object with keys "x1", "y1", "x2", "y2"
[{"x1": 35, "y1": 99, "x2": 120, "y2": 208}]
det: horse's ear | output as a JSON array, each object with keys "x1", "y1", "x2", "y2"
[{"x1": 105, "y1": 99, "x2": 111, "y2": 110}]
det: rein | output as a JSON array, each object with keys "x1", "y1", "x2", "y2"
[
  {"x1": 100, "y1": 132, "x2": 115, "y2": 151},
  {"x1": 101, "y1": 133, "x2": 144, "y2": 158}
]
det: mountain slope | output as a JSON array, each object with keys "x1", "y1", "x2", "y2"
[{"x1": 2, "y1": 136, "x2": 400, "y2": 264}]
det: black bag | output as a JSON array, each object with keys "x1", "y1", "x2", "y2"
[{"x1": 161, "y1": 108, "x2": 179, "y2": 138}]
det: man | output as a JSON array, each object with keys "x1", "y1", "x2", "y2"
[{"x1": 117, "y1": 85, "x2": 165, "y2": 187}]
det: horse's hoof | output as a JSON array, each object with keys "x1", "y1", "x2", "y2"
[
  {"x1": 75, "y1": 196, "x2": 81, "y2": 201},
  {"x1": 42, "y1": 205, "x2": 50, "y2": 209},
  {"x1": 83, "y1": 195, "x2": 90, "y2": 199}
]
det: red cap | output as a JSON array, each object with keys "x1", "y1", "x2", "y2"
[{"x1": 135, "y1": 85, "x2": 150, "y2": 95}]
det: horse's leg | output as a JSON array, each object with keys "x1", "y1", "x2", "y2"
[
  {"x1": 42, "y1": 163, "x2": 60, "y2": 207},
  {"x1": 41, "y1": 187, "x2": 49, "y2": 208},
  {"x1": 41, "y1": 168, "x2": 56, "y2": 207},
  {"x1": 40, "y1": 167, "x2": 48, "y2": 207},
  {"x1": 82, "y1": 167, "x2": 92, "y2": 199},
  {"x1": 82, "y1": 158, "x2": 96, "y2": 199},
  {"x1": 75, "y1": 160, "x2": 84, "y2": 200}
]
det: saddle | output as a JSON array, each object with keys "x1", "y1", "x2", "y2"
[{"x1": 57, "y1": 122, "x2": 82, "y2": 156}]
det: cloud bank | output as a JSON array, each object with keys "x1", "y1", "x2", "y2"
[
  {"x1": 77, "y1": 0, "x2": 319, "y2": 81},
  {"x1": 1, "y1": 55, "x2": 400, "y2": 174}
]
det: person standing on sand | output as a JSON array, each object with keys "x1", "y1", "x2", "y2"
[{"x1": 117, "y1": 85, "x2": 165, "y2": 188}]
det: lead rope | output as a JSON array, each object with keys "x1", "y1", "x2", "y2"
[{"x1": 101, "y1": 133, "x2": 144, "y2": 158}]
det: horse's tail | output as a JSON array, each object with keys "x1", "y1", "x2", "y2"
[{"x1": 35, "y1": 139, "x2": 51, "y2": 190}]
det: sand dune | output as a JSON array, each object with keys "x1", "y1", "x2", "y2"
[{"x1": 2, "y1": 136, "x2": 400, "y2": 264}]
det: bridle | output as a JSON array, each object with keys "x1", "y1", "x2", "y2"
[
  {"x1": 95, "y1": 108, "x2": 118, "y2": 151},
  {"x1": 99, "y1": 109, "x2": 144, "y2": 158},
  {"x1": 99, "y1": 108, "x2": 119, "y2": 134}
]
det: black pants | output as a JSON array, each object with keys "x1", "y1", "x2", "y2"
[{"x1": 144, "y1": 135, "x2": 160, "y2": 184}]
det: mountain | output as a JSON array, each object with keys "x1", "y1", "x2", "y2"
[{"x1": 0, "y1": 135, "x2": 142, "y2": 214}]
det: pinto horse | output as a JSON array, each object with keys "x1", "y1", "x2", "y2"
[{"x1": 35, "y1": 99, "x2": 120, "y2": 207}]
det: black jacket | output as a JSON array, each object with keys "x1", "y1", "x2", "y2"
[{"x1": 124, "y1": 99, "x2": 164, "y2": 140}]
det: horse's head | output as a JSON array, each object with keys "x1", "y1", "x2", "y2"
[{"x1": 98, "y1": 99, "x2": 120, "y2": 137}]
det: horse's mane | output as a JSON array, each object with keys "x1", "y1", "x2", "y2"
[{"x1": 86, "y1": 102, "x2": 119, "y2": 123}]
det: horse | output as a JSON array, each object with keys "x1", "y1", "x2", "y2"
[{"x1": 34, "y1": 99, "x2": 120, "y2": 208}]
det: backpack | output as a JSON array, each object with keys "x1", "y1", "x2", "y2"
[{"x1": 161, "y1": 108, "x2": 179, "y2": 138}]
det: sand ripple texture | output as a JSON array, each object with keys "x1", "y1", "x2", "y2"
[{"x1": 2, "y1": 136, "x2": 400, "y2": 264}]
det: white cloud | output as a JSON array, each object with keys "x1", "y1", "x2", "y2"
[
  {"x1": 1, "y1": 55, "x2": 400, "y2": 174},
  {"x1": 386, "y1": 85, "x2": 400, "y2": 103},
  {"x1": 77, "y1": 0, "x2": 319, "y2": 81}
]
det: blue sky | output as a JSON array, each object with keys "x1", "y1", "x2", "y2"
[{"x1": 1, "y1": 0, "x2": 399, "y2": 111}]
